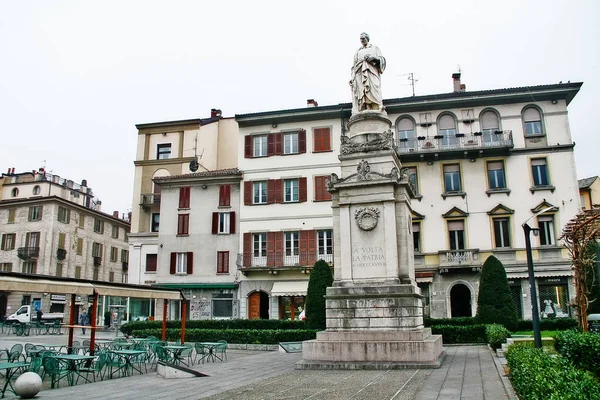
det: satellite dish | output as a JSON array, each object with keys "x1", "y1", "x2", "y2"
[{"x1": 189, "y1": 159, "x2": 199, "y2": 172}]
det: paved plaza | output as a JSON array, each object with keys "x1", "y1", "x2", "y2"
[{"x1": 0, "y1": 330, "x2": 516, "y2": 400}]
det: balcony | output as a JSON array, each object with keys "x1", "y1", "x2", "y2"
[
  {"x1": 236, "y1": 252, "x2": 333, "y2": 272},
  {"x1": 122, "y1": 262, "x2": 129, "y2": 271},
  {"x1": 140, "y1": 193, "x2": 161, "y2": 208},
  {"x1": 17, "y1": 247, "x2": 40, "y2": 261},
  {"x1": 439, "y1": 249, "x2": 482, "y2": 273},
  {"x1": 397, "y1": 131, "x2": 513, "y2": 162},
  {"x1": 56, "y1": 248, "x2": 67, "y2": 260},
  {"x1": 93, "y1": 256, "x2": 102, "y2": 267}
]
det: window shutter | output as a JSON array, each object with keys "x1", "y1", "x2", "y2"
[
  {"x1": 444, "y1": 164, "x2": 460, "y2": 173},
  {"x1": 187, "y1": 252, "x2": 193, "y2": 274},
  {"x1": 267, "y1": 232, "x2": 276, "y2": 266},
  {"x1": 531, "y1": 158, "x2": 546, "y2": 166},
  {"x1": 223, "y1": 252, "x2": 229, "y2": 273},
  {"x1": 323, "y1": 128, "x2": 331, "y2": 151},
  {"x1": 313, "y1": 129, "x2": 322, "y2": 151},
  {"x1": 179, "y1": 187, "x2": 190, "y2": 208},
  {"x1": 275, "y1": 232, "x2": 284, "y2": 263},
  {"x1": 274, "y1": 179, "x2": 283, "y2": 203},
  {"x1": 243, "y1": 233, "x2": 251, "y2": 267},
  {"x1": 267, "y1": 180, "x2": 275, "y2": 204},
  {"x1": 448, "y1": 220, "x2": 464, "y2": 231},
  {"x1": 314, "y1": 176, "x2": 323, "y2": 201},
  {"x1": 480, "y1": 111, "x2": 499, "y2": 130},
  {"x1": 217, "y1": 252, "x2": 223, "y2": 273},
  {"x1": 244, "y1": 181, "x2": 252, "y2": 205},
  {"x1": 308, "y1": 230, "x2": 317, "y2": 265},
  {"x1": 397, "y1": 118, "x2": 415, "y2": 131},
  {"x1": 439, "y1": 115, "x2": 456, "y2": 130},
  {"x1": 230, "y1": 212, "x2": 236, "y2": 234},
  {"x1": 170, "y1": 253, "x2": 176, "y2": 274},
  {"x1": 299, "y1": 230, "x2": 308, "y2": 264},
  {"x1": 299, "y1": 177, "x2": 307, "y2": 202},
  {"x1": 212, "y1": 212, "x2": 219, "y2": 234},
  {"x1": 487, "y1": 161, "x2": 504, "y2": 170},
  {"x1": 298, "y1": 130, "x2": 306, "y2": 153},
  {"x1": 274, "y1": 133, "x2": 283, "y2": 155},
  {"x1": 523, "y1": 107, "x2": 541, "y2": 122},
  {"x1": 1, "y1": 235, "x2": 5, "y2": 250},
  {"x1": 244, "y1": 136, "x2": 253, "y2": 158},
  {"x1": 267, "y1": 133, "x2": 275, "y2": 156},
  {"x1": 219, "y1": 185, "x2": 231, "y2": 206}
]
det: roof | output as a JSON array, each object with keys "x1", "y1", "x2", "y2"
[
  {"x1": 135, "y1": 116, "x2": 226, "y2": 130},
  {"x1": 153, "y1": 168, "x2": 243, "y2": 182},
  {"x1": 579, "y1": 176, "x2": 598, "y2": 189},
  {"x1": 235, "y1": 82, "x2": 583, "y2": 127}
]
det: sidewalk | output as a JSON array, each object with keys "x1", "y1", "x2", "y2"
[{"x1": 12, "y1": 345, "x2": 515, "y2": 400}]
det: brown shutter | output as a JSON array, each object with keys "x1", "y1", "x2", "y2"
[
  {"x1": 267, "y1": 232, "x2": 276, "y2": 267},
  {"x1": 212, "y1": 212, "x2": 219, "y2": 234},
  {"x1": 313, "y1": 129, "x2": 321, "y2": 152},
  {"x1": 267, "y1": 180, "x2": 275, "y2": 204},
  {"x1": 243, "y1": 233, "x2": 251, "y2": 267},
  {"x1": 187, "y1": 252, "x2": 193, "y2": 274},
  {"x1": 170, "y1": 253, "x2": 176, "y2": 274},
  {"x1": 299, "y1": 230, "x2": 308, "y2": 264},
  {"x1": 244, "y1": 181, "x2": 252, "y2": 205},
  {"x1": 299, "y1": 177, "x2": 307, "y2": 202},
  {"x1": 219, "y1": 184, "x2": 231, "y2": 206},
  {"x1": 308, "y1": 230, "x2": 317, "y2": 265},
  {"x1": 274, "y1": 133, "x2": 283, "y2": 155},
  {"x1": 323, "y1": 128, "x2": 331, "y2": 151},
  {"x1": 267, "y1": 133, "x2": 275, "y2": 156},
  {"x1": 314, "y1": 176, "x2": 323, "y2": 201},
  {"x1": 179, "y1": 187, "x2": 190, "y2": 208},
  {"x1": 274, "y1": 179, "x2": 283, "y2": 203},
  {"x1": 275, "y1": 232, "x2": 284, "y2": 265},
  {"x1": 298, "y1": 130, "x2": 306, "y2": 153},
  {"x1": 1, "y1": 235, "x2": 5, "y2": 250},
  {"x1": 230, "y1": 212, "x2": 236, "y2": 234},
  {"x1": 244, "y1": 135, "x2": 253, "y2": 158},
  {"x1": 223, "y1": 251, "x2": 229, "y2": 273}
]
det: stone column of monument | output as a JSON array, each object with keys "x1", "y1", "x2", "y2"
[{"x1": 297, "y1": 33, "x2": 444, "y2": 369}]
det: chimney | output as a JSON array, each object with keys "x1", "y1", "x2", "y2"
[
  {"x1": 113, "y1": 211, "x2": 119, "y2": 218},
  {"x1": 452, "y1": 73, "x2": 462, "y2": 92},
  {"x1": 307, "y1": 99, "x2": 318, "y2": 107},
  {"x1": 210, "y1": 109, "x2": 222, "y2": 118},
  {"x1": 128, "y1": 211, "x2": 132, "y2": 222},
  {"x1": 81, "y1": 179, "x2": 87, "y2": 187}
]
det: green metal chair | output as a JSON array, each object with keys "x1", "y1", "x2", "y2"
[
  {"x1": 194, "y1": 343, "x2": 209, "y2": 364},
  {"x1": 105, "y1": 351, "x2": 127, "y2": 379},
  {"x1": 28, "y1": 357, "x2": 42, "y2": 374},
  {"x1": 180, "y1": 344, "x2": 193, "y2": 367},
  {"x1": 8, "y1": 344, "x2": 23, "y2": 362},
  {"x1": 78, "y1": 352, "x2": 108, "y2": 383},
  {"x1": 42, "y1": 357, "x2": 69, "y2": 389},
  {"x1": 215, "y1": 340, "x2": 228, "y2": 361}
]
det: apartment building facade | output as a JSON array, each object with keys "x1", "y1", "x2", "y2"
[{"x1": 0, "y1": 170, "x2": 130, "y2": 324}]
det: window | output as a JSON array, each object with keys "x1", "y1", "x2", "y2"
[
  {"x1": 157, "y1": 143, "x2": 171, "y2": 159},
  {"x1": 487, "y1": 161, "x2": 506, "y2": 190},
  {"x1": 57, "y1": 206, "x2": 70, "y2": 223},
  {"x1": 93, "y1": 268, "x2": 99, "y2": 280},
  {"x1": 531, "y1": 158, "x2": 550, "y2": 186},
  {"x1": 253, "y1": 182, "x2": 267, "y2": 204},
  {"x1": 22, "y1": 262, "x2": 36, "y2": 274},
  {"x1": 397, "y1": 117, "x2": 416, "y2": 149},
  {"x1": 219, "y1": 185, "x2": 231, "y2": 207},
  {"x1": 481, "y1": 110, "x2": 501, "y2": 144},
  {"x1": 523, "y1": 107, "x2": 543, "y2": 135},
  {"x1": 317, "y1": 230, "x2": 333, "y2": 257},
  {"x1": 110, "y1": 247, "x2": 118, "y2": 262},
  {"x1": 443, "y1": 164, "x2": 462, "y2": 193},
  {"x1": 284, "y1": 179, "x2": 299, "y2": 202},
  {"x1": 0, "y1": 263, "x2": 12, "y2": 272},
  {"x1": 314, "y1": 176, "x2": 332, "y2": 201},
  {"x1": 313, "y1": 128, "x2": 331, "y2": 152},
  {"x1": 438, "y1": 114, "x2": 458, "y2": 148},
  {"x1": 413, "y1": 222, "x2": 421, "y2": 252},
  {"x1": 218, "y1": 212, "x2": 231, "y2": 234},
  {"x1": 493, "y1": 218, "x2": 511, "y2": 248},
  {"x1": 28, "y1": 206, "x2": 42, "y2": 221},
  {"x1": 122, "y1": 274, "x2": 128, "y2": 284},
  {"x1": 111, "y1": 225, "x2": 119, "y2": 239},
  {"x1": 538, "y1": 216, "x2": 555, "y2": 246},
  {"x1": 8, "y1": 209, "x2": 16, "y2": 224},
  {"x1": 75, "y1": 266, "x2": 81, "y2": 279},
  {"x1": 151, "y1": 213, "x2": 160, "y2": 232},
  {"x1": 33, "y1": 185, "x2": 41, "y2": 195},
  {"x1": 284, "y1": 132, "x2": 299, "y2": 154},
  {"x1": 11, "y1": 188, "x2": 18, "y2": 197},
  {"x1": 79, "y1": 214, "x2": 85, "y2": 228},
  {"x1": 177, "y1": 214, "x2": 189, "y2": 235},
  {"x1": 253, "y1": 233, "x2": 267, "y2": 257},
  {"x1": 56, "y1": 263, "x2": 63, "y2": 277},
  {"x1": 176, "y1": 253, "x2": 187, "y2": 274},
  {"x1": 448, "y1": 220, "x2": 465, "y2": 250},
  {"x1": 109, "y1": 271, "x2": 115, "y2": 282},
  {"x1": 76, "y1": 238, "x2": 83, "y2": 255},
  {"x1": 253, "y1": 135, "x2": 267, "y2": 157},
  {"x1": 58, "y1": 233, "x2": 66, "y2": 250},
  {"x1": 92, "y1": 242, "x2": 103, "y2": 257},
  {"x1": 26, "y1": 232, "x2": 40, "y2": 247},
  {"x1": 121, "y1": 249, "x2": 129, "y2": 264},
  {"x1": 407, "y1": 167, "x2": 419, "y2": 195},
  {"x1": 217, "y1": 251, "x2": 229, "y2": 273},
  {"x1": 179, "y1": 186, "x2": 191, "y2": 208},
  {"x1": 1, "y1": 234, "x2": 16, "y2": 250},
  {"x1": 212, "y1": 293, "x2": 233, "y2": 318},
  {"x1": 94, "y1": 219, "x2": 104, "y2": 234},
  {"x1": 146, "y1": 254, "x2": 157, "y2": 272},
  {"x1": 285, "y1": 232, "x2": 299, "y2": 256}
]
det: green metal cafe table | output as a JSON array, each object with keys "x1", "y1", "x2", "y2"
[
  {"x1": 111, "y1": 350, "x2": 147, "y2": 376},
  {"x1": 0, "y1": 362, "x2": 29, "y2": 398},
  {"x1": 163, "y1": 345, "x2": 189, "y2": 366},
  {"x1": 54, "y1": 354, "x2": 95, "y2": 385}
]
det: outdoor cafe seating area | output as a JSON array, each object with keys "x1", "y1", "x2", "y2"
[{"x1": 0, "y1": 337, "x2": 229, "y2": 397}]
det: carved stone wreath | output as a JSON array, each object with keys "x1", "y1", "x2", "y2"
[{"x1": 354, "y1": 207, "x2": 381, "y2": 231}]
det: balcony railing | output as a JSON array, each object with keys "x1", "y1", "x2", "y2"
[
  {"x1": 397, "y1": 131, "x2": 513, "y2": 154},
  {"x1": 93, "y1": 256, "x2": 102, "y2": 267},
  {"x1": 439, "y1": 249, "x2": 481, "y2": 272},
  {"x1": 122, "y1": 262, "x2": 129, "y2": 271},
  {"x1": 17, "y1": 247, "x2": 40, "y2": 260},
  {"x1": 56, "y1": 248, "x2": 67, "y2": 260},
  {"x1": 237, "y1": 252, "x2": 333, "y2": 269},
  {"x1": 140, "y1": 193, "x2": 161, "y2": 207}
]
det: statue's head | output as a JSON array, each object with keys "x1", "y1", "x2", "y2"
[{"x1": 360, "y1": 32, "x2": 370, "y2": 46}]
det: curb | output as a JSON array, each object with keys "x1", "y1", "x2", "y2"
[{"x1": 488, "y1": 346, "x2": 518, "y2": 400}]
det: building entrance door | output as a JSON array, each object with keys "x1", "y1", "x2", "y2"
[
  {"x1": 248, "y1": 292, "x2": 269, "y2": 319},
  {"x1": 0, "y1": 295, "x2": 6, "y2": 321},
  {"x1": 450, "y1": 284, "x2": 472, "y2": 317}
]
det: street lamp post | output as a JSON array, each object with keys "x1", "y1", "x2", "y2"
[{"x1": 522, "y1": 206, "x2": 558, "y2": 349}]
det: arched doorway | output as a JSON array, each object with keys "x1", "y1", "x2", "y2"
[
  {"x1": 0, "y1": 295, "x2": 7, "y2": 321},
  {"x1": 450, "y1": 284, "x2": 472, "y2": 317},
  {"x1": 248, "y1": 291, "x2": 269, "y2": 319}
]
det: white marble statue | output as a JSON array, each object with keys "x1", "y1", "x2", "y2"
[{"x1": 350, "y1": 32, "x2": 386, "y2": 114}]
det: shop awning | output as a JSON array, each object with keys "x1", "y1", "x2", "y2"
[
  {"x1": 93, "y1": 284, "x2": 181, "y2": 300},
  {"x1": 507, "y1": 271, "x2": 574, "y2": 279},
  {"x1": 153, "y1": 283, "x2": 238, "y2": 290},
  {"x1": 416, "y1": 277, "x2": 433, "y2": 283},
  {"x1": 0, "y1": 276, "x2": 95, "y2": 296},
  {"x1": 271, "y1": 280, "x2": 309, "y2": 297}
]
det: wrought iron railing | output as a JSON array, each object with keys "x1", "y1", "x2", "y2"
[
  {"x1": 237, "y1": 251, "x2": 334, "y2": 268},
  {"x1": 439, "y1": 249, "x2": 480, "y2": 267},
  {"x1": 17, "y1": 247, "x2": 40, "y2": 260},
  {"x1": 122, "y1": 262, "x2": 129, "y2": 271},
  {"x1": 56, "y1": 248, "x2": 67, "y2": 260},
  {"x1": 140, "y1": 193, "x2": 161, "y2": 206},
  {"x1": 397, "y1": 131, "x2": 513, "y2": 154},
  {"x1": 93, "y1": 256, "x2": 102, "y2": 267}
]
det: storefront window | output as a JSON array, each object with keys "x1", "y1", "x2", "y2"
[
  {"x1": 279, "y1": 296, "x2": 305, "y2": 320},
  {"x1": 212, "y1": 293, "x2": 233, "y2": 318},
  {"x1": 538, "y1": 278, "x2": 570, "y2": 318},
  {"x1": 129, "y1": 298, "x2": 153, "y2": 322}
]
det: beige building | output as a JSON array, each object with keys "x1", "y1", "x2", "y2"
[
  {"x1": 0, "y1": 169, "x2": 130, "y2": 324},
  {"x1": 579, "y1": 176, "x2": 599, "y2": 210}
]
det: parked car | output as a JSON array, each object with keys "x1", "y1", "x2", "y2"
[{"x1": 6, "y1": 305, "x2": 64, "y2": 324}]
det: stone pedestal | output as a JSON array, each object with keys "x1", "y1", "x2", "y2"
[{"x1": 298, "y1": 111, "x2": 444, "y2": 370}]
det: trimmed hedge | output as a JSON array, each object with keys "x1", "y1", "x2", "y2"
[
  {"x1": 506, "y1": 343, "x2": 600, "y2": 400},
  {"x1": 513, "y1": 318, "x2": 578, "y2": 332},
  {"x1": 120, "y1": 319, "x2": 307, "y2": 336},
  {"x1": 486, "y1": 324, "x2": 511, "y2": 350},
  {"x1": 431, "y1": 324, "x2": 487, "y2": 344},
  {"x1": 554, "y1": 330, "x2": 600, "y2": 379},
  {"x1": 424, "y1": 317, "x2": 477, "y2": 327},
  {"x1": 129, "y1": 328, "x2": 317, "y2": 344}
]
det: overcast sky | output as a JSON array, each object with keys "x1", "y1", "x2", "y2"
[{"x1": 0, "y1": 0, "x2": 598, "y2": 214}]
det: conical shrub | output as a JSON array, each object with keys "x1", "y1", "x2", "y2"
[
  {"x1": 305, "y1": 259, "x2": 334, "y2": 330},
  {"x1": 476, "y1": 255, "x2": 518, "y2": 329}
]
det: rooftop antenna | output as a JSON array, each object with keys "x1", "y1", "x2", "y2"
[
  {"x1": 407, "y1": 72, "x2": 418, "y2": 97},
  {"x1": 188, "y1": 133, "x2": 204, "y2": 172}
]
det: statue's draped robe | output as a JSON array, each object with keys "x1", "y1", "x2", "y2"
[{"x1": 351, "y1": 44, "x2": 386, "y2": 114}]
